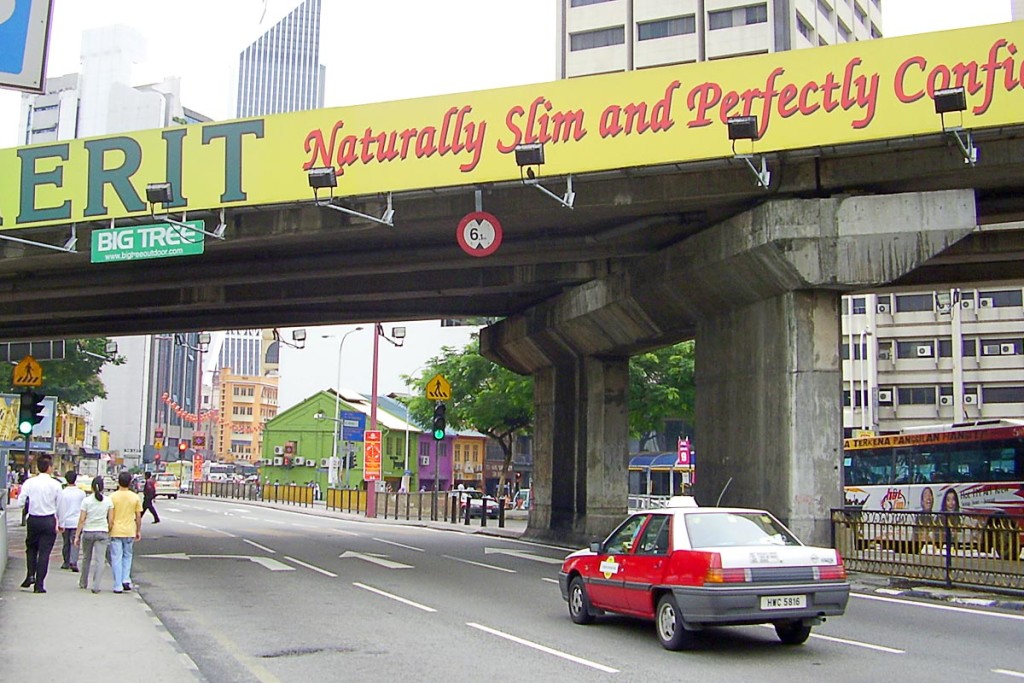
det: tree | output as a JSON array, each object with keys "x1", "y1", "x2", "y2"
[
  {"x1": 35, "y1": 338, "x2": 125, "y2": 407},
  {"x1": 629, "y1": 341, "x2": 696, "y2": 449},
  {"x1": 404, "y1": 338, "x2": 533, "y2": 496}
]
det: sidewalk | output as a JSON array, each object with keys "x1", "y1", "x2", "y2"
[{"x1": 0, "y1": 509, "x2": 203, "y2": 683}]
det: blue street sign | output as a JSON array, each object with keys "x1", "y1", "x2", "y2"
[
  {"x1": 340, "y1": 410, "x2": 366, "y2": 441},
  {"x1": 0, "y1": 1, "x2": 54, "y2": 92}
]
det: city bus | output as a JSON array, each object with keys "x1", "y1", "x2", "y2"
[{"x1": 842, "y1": 420, "x2": 1024, "y2": 555}]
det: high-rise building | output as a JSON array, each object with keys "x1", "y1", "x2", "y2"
[
  {"x1": 1013, "y1": 0, "x2": 1023, "y2": 21},
  {"x1": 236, "y1": 0, "x2": 326, "y2": 117},
  {"x1": 557, "y1": 0, "x2": 882, "y2": 78},
  {"x1": 215, "y1": 368, "x2": 280, "y2": 464}
]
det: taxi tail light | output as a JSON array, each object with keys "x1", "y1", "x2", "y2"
[
  {"x1": 704, "y1": 553, "x2": 751, "y2": 584},
  {"x1": 813, "y1": 553, "x2": 847, "y2": 581}
]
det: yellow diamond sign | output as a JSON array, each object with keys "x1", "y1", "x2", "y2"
[
  {"x1": 425, "y1": 374, "x2": 451, "y2": 401},
  {"x1": 12, "y1": 355, "x2": 43, "y2": 387}
]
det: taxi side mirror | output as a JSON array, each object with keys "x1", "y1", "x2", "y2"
[{"x1": 589, "y1": 541, "x2": 602, "y2": 553}]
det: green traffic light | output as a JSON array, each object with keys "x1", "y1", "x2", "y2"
[
  {"x1": 18, "y1": 420, "x2": 33, "y2": 436},
  {"x1": 433, "y1": 428, "x2": 445, "y2": 440}
]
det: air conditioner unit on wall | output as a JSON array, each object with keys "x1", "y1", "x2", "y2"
[
  {"x1": 876, "y1": 303, "x2": 891, "y2": 314},
  {"x1": 979, "y1": 298, "x2": 994, "y2": 308},
  {"x1": 420, "y1": 456, "x2": 430, "y2": 466},
  {"x1": 916, "y1": 345, "x2": 932, "y2": 357},
  {"x1": 878, "y1": 349, "x2": 891, "y2": 361},
  {"x1": 1001, "y1": 343, "x2": 1015, "y2": 355},
  {"x1": 964, "y1": 393, "x2": 978, "y2": 405},
  {"x1": 274, "y1": 446, "x2": 284, "y2": 455},
  {"x1": 273, "y1": 456, "x2": 283, "y2": 466},
  {"x1": 939, "y1": 396, "x2": 953, "y2": 406},
  {"x1": 961, "y1": 299, "x2": 975, "y2": 309},
  {"x1": 321, "y1": 458, "x2": 329, "y2": 468},
  {"x1": 983, "y1": 344, "x2": 1001, "y2": 356},
  {"x1": 877, "y1": 390, "x2": 893, "y2": 404},
  {"x1": 293, "y1": 457, "x2": 304, "y2": 466}
]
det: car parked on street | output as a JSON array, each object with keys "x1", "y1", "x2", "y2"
[
  {"x1": 558, "y1": 497, "x2": 850, "y2": 650},
  {"x1": 455, "y1": 489, "x2": 500, "y2": 519}
]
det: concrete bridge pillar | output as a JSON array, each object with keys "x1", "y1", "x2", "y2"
[
  {"x1": 694, "y1": 289, "x2": 842, "y2": 544},
  {"x1": 532, "y1": 356, "x2": 630, "y2": 542}
]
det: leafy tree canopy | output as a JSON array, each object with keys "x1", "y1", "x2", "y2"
[{"x1": 628, "y1": 341, "x2": 695, "y2": 439}]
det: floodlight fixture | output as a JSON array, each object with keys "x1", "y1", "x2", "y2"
[
  {"x1": 513, "y1": 143, "x2": 575, "y2": 210},
  {"x1": 377, "y1": 323, "x2": 407, "y2": 348},
  {"x1": 145, "y1": 181, "x2": 227, "y2": 240},
  {"x1": 726, "y1": 116, "x2": 771, "y2": 189},
  {"x1": 273, "y1": 328, "x2": 308, "y2": 350},
  {"x1": 933, "y1": 87, "x2": 977, "y2": 165},
  {"x1": 306, "y1": 166, "x2": 395, "y2": 227}
]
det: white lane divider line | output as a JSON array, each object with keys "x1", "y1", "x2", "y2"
[
  {"x1": 243, "y1": 539, "x2": 276, "y2": 554},
  {"x1": 443, "y1": 554, "x2": 516, "y2": 574},
  {"x1": 373, "y1": 537, "x2": 425, "y2": 552},
  {"x1": 187, "y1": 522, "x2": 208, "y2": 529},
  {"x1": 994, "y1": 669, "x2": 1024, "y2": 679},
  {"x1": 757, "y1": 625, "x2": 903, "y2": 653},
  {"x1": 210, "y1": 527, "x2": 237, "y2": 538},
  {"x1": 466, "y1": 622, "x2": 618, "y2": 674},
  {"x1": 353, "y1": 582, "x2": 437, "y2": 613},
  {"x1": 329, "y1": 528, "x2": 361, "y2": 537},
  {"x1": 541, "y1": 578, "x2": 560, "y2": 584},
  {"x1": 283, "y1": 556, "x2": 338, "y2": 578},
  {"x1": 853, "y1": 592, "x2": 1024, "y2": 621}
]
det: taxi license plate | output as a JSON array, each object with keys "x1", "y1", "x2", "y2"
[{"x1": 760, "y1": 595, "x2": 806, "y2": 610}]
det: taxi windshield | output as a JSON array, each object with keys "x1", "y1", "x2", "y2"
[{"x1": 684, "y1": 512, "x2": 801, "y2": 548}]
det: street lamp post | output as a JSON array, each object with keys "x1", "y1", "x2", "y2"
[{"x1": 324, "y1": 327, "x2": 363, "y2": 488}]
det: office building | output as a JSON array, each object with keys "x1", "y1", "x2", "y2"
[
  {"x1": 214, "y1": 368, "x2": 280, "y2": 464},
  {"x1": 236, "y1": 0, "x2": 326, "y2": 117},
  {"x1": 557, "y1": 0, "x2": 882, "y2": 78}
]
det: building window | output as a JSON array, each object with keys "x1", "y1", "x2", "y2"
[
  {"x1": 817, "y1": 0, "x2": 833, "y2": 19},
  {"x1": 840, "y1": 343, "x2": 868, "y2": 360},
  {"x1": 894, "y1": 293, "x2": 934, "y2": 313},
  {"x1": 896, "y1": 341, "x2": 934, "y2": 359},
  {"x1": 870, "y1": 23, "x2": 882, "y2": 39},
  {"x1": 708, "y1": 9, "x2": 733, "y2": 30},
  {"x1": 978, "y1": 289, "x2": 1023, "y2": 308},
  {"x1": 796, "y1": 12, "x2": 813, "y2": 40},
  {"x1": 843, "y1": 389, "x2": 868, "y2": 407},
  {"x1": 854, "y1": 2, "x2": 867, "y2": 24},
  {"x1": 710, "y1": 4, "x2": 767, "y2": 30},
  {"x1": 637, "y1": 15, "x2": 696, "y2": 41},
  {"x1": 897, "y1": 386, "x2": 937, "y2": 405},
  {"x1": 849, "y1": 297, "x2": 866, "y2": 314},
  {"x1": 570, "y1": 26, "x2": 625, "y2": 51},
  {"x1": 570, "y1": 0, "x2": 615, "y2": 6},
  {"x1": 983, "y1": 386, "x2": 1024, "y2": 403},
  {"x1": 838, "y1": 19, "x2": 852, "y2": 41},
  {"x1": 745, "y1": 4, "x2": 768, "y2": 24}
]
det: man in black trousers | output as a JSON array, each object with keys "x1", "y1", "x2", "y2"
[
  {"x1": 142, "y1": 471, "x2": 160, "y2": 523},
  {"x1": 16, "y1": 456, "x2": 63, "y2": 593}
]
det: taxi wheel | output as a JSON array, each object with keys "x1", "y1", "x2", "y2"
[
  {"x1": 774, "y1": 621, "x2": 812, "y2": 645},
  {"x1": 568, "y1": 577, "x2": 594, "y2": 625},
  {"x1": 655, "y1": 594, "x2": 693, "y2": 651}
]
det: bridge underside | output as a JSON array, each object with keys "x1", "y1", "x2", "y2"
[{"x1": 2, "y1": 131, "x2": 1024, "y2": 545}]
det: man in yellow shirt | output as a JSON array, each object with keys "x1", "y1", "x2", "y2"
[{"x1": 109, "y1": 471, "x2": 142, "y2": 593}]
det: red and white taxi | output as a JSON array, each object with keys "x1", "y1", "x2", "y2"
[{"x1": 558, "y1": 497, "x2": 850, "y2": 650}]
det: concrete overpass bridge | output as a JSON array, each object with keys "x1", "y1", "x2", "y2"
[{"x1": 2, "y1": 22, "x2": 1023, "y2": 544}]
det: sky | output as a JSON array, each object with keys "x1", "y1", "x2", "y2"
[{"x1": 0, "y1": 0, "x2": 1017, "y2": 410}]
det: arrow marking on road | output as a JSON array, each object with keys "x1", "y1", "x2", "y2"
[
  {"x1": 340, "y1": 551, "x2": 413, "y2": 569},
  {"x1": 483, "y1": 548, "x2": 564, "y2": 565},
  {"x1": 143, "y1": 553, "x2": 295, "y2": 572}
]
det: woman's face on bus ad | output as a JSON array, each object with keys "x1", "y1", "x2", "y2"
[
  {"x1": 920, "y1": 487, "x2": 934, "y2": 512},
  {"x1": 942, "y1": 489, "x2": 959, "y2": 512}
]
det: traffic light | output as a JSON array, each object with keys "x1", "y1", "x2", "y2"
[
  {"x1": 178, "y1": 441, "x2": 188, "y2": 457},
  {"x1": 432, "y1": 402, "x2": 447, "y2": 441},
  {"x1": 17, "y1": 391, "x2": 45, "y2": 436}
]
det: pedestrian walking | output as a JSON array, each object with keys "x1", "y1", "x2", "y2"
[
  {"x1": 141, "y1": 471, "x2": 161, "y2": 523},
  {"x1": 56, "y1": 470, "x2": 86, "y2": 572},
  {"x1": 74, "y1": 476, "x2": 114, "y2": 593},
  {"x1": 109, "y1": 471, "x2": 142, "y2": 593},
  {"x1": 16, "y1": 456, "x2": 63, "y2": 593}
]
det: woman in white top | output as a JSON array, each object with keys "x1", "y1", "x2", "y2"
[{"x1": 74, "y1": 476, "x2": 114, "y2": 593}]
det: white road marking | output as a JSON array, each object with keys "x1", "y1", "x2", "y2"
[
  {"x1": 756, "y1": 624, "x2": 903, "y2": 653},
  {"x1": 854, "y1": 592, "x2": 1024, "y2": 621},
  {"x1": 329, "y1": 528, "x2": 361, "y2": 537},
  {"x1": 188, "y1": 522, "x2": 208, "y2": 529},
  {"x1": 166, "y1": 508, "x2": 181, "y2": 513},
  {"x1": 144, "y1": 553, "x2": 293, "y2": 572},
  {"x1": 353, "y1": 582, "x2": 436, "y2": 612},
  {"x1": 467, "y1": 622, "x2": 618, "y2": 674},
  {"x1": 340, "y1": 551, "x2": 413, "y2": 570},
  {"x1": 443, "y1": 554, "x2": 516, "y2": 574},
  {"x1": 283, "y1": 556, "x2": 337, "y2": 578},
  {"x1": 210, "y1": 527, "x2": 237, "y2": 538},
  {"x1": 290, "y1": 523, "x2": 316, "y2": 529},
  {"x1": 484, "y1": 547, "x2": 564, "y2": 565},
  {"x1": 541, "y1": 578, "x2": 560, "y2": 585},
  {"x1": 373, "y1": 537, "x2": 425, "y2": 552},
  {"x1": 243, "y1": 539, "x2": 276, "y2": 554},
  {"x1": 994, "y1": 669, "x2": 1024, "y2": 679}
]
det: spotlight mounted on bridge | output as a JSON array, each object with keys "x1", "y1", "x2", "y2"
[
  {"x1": 727, "y1": 116, "x2": 771, "y2": 190},
  {"x1": 145, "y1": 181, "x2": 228, "y2": 240},
  {"x1": 173, "y1": 332, "x2": 211, "y2": 353},
  {"x1": 306, "y1": 167, "x2": 395, "y2": 227},
  {"x1": 272, "y1": 328, "x2": 307, "y2": 350},
  {"x1": 933, "y1": 87, "x2": 977, "y2": 166},
  {"x1": 513, "y1": 143, "x2": 575, "y2": 210}
]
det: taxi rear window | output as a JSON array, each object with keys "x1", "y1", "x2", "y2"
[{"x1": 684, "y1": 512, "x2": 800, "y2": 548}]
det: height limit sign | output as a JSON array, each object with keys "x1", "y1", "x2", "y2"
[{"x1": 456, "y1": 211, "x2": 502, "y2": 258}]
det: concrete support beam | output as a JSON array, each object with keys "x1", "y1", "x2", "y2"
[
  {"x1": 530, "y1": 356, "x2": 630, "y2": 543},
  {"x1": 695, "y1": 290, "x2": 842, "y2": 544}
]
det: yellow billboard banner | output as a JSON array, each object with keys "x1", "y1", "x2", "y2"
[{"x1": 2, "y1": 21, "x2": 1023, "y2": 231}]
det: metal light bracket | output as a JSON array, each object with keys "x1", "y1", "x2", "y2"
[
  {"x1": 313, "y1": 187, "x2": 395, "y2": 227},
  {"x1": 522, "y1": 171, "x2": 575, "y2": 210},
  {"x1": 736, "y1": 153, "x2": 771, "y2": 189},
  {"x1": 0, "y1": 224, "x2": 78, "y2": 253},
  {"x1": 151, "y1": 208, "x2": 227, "y2": 241},
  {"x1": 942, "y1": 123, "x2": 978, "y2": 165}
]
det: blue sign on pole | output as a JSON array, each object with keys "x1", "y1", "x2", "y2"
[
  {"x1": 340, "y1": 411, "x2": 366, "y2": 441},
  {"x1": 0, "y1": 0, "x2": 54, "y2": 93}
]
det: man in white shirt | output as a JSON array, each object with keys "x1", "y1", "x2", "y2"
[
  {"x1": 56, "y1": 470, "x2": 87, "y2": 572},
  {"x1": 16, "y1": 456, "x2": 64, "y2": 593}
]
